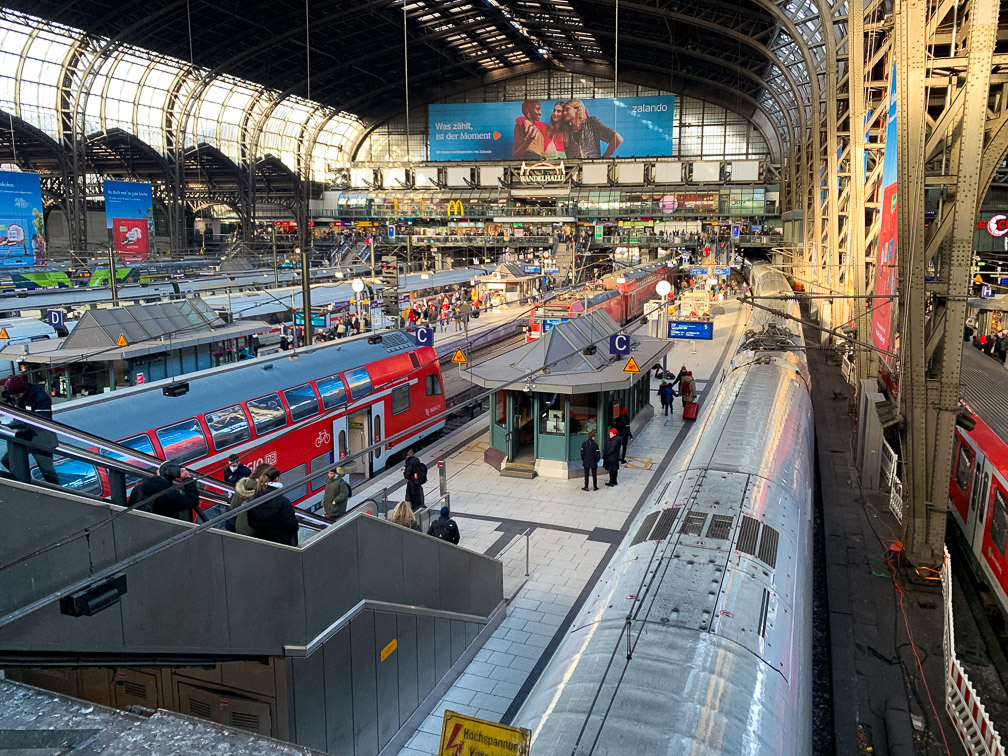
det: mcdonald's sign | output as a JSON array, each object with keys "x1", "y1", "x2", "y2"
[{"x1": 446, "y1": 200, "x2": 465, "y2": 217}]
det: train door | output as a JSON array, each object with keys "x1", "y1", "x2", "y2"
[
  {"x1": 979, "y1": 474, "x2": 1008, "y2": 608},
  {"x1": 347, "y1": 411, "x2": 370, "y2": 477},
  {"x1": 371, "y1": 399, "x2": 386, "y2": 474},
  {"x1": 968, "y1": 454, "x2": 990, "y2": 552},
  {"x1": 331, "y1": 414, "x2": 349, "y2": 466}
]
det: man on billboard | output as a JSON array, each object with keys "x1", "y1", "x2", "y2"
[
  {"x1": 563, "y1": 99, "x2": 622, "y2": 159},
  {"x1": 512, "y1": 100, "x2": 547, "y2": 160}
]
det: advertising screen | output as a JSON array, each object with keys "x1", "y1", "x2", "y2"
[
  {"x1": 103, "y1": 180, "x2": 154, "y2": 261},
  {"x1": 0, "y1": 170, "x2": 44, "y2": 267},
  {"x1": 871, "y1": 65, "x2": 899, "y2": 372},
  {"x1": 429, "y1": 96, "x2": 675, "y2": 161}
]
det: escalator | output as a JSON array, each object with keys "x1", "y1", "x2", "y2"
[{"x1": 0, "y1": 403, "x2": 504, "y2": 755}]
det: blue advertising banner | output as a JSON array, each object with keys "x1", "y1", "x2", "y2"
[
  {"x1": 429, "y1": 96, "x2": 675, "y2": 161},
  {"x1": 668, "y1": 320, "x2": 714, "y2": 340},
  {"x1": 0, "y1": 170, "x2": 44, "y2": 267},
  {"x1": 103, "y1": 180, "x2": 154, "y2": 261}
]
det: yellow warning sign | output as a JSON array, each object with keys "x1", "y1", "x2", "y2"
[
  {"x1": 0, "y1": 328, "x2": 8, "y2": 340},
  {"x1": 116, "y1": 334, "x2": 129, "y2": 347},
  {"x1": 439, "y1": 710, "x2": 531, "y2": 756},
  {"x1": 623, "y1": 356, "x2": 641, "y2": 373},
  {"x1": 975, "y1": 274, "x2": 984, "y2": 283},
  {"x1": 380, "y1": 638, "x2": 397, "y2": 662},
  {"x1": 452, "y1": 349, "x2": 468, "y2": 364}
]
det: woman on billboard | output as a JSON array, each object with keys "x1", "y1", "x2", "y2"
[
  {"x1": 563, "y1": 99, "x2": 622, "y2": 159},
  {"x1": 544, "y1": 102, "x2": 568, "y2": 159}
]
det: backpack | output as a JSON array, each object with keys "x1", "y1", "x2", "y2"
[
  {"x1": 429, "y1": 517, "x2": 458, "y2": 544},
  {"x1": 415, "y1": 462, "x2": 428, "y2": 485}
]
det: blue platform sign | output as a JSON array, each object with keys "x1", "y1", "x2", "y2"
[
  {"x1": 415, "y1": 327, "x2": 434, "y2": 346},
  {"x1": 714, "y1": 267, "x2": 731, "y2": 276},
  {"x1": 668, "y1": 320, "x2": 714, "y2": 340},
  {"x1": 981, "y1": 284, "x2": 994, "y2": 299},
  {"x1": 689, "y1": 267, "x2": 708, "y2": 276},
  {"x1": 388, "y1": 226, "x2": 396, "y2": 239},
  {"x1": 731, "y1": 224, "x2": 740, "y2": 239},
  {"x1": 544, "y1": 266, "x2": 560, "y2": 274},
  {"x1": 523, "y1": 265, "x2": 541, "y2": 274},
  {"x1": 609, "y1": 333, "x2": 630, "y2": 355},
  {"x1": 542, "y1": 317, "x2": 566, "y2": 333},
  {"x1": 46, "y1": 309, "x2": 64, "y2": 328},
  {"x1": 999, "y1": 277, "x2": 1008, "y2": 286}
]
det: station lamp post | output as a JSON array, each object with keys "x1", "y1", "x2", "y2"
[
  {"x1": 656, "y1": 279, "x2": 672, "y2": 376},
  {"x1": 351, "y1": 277, "x2": 365, "y2": 321}
]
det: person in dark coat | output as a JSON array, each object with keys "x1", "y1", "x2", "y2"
[
  {"x1": 427, "y1": 505, "x2": 460, "y2": 544},
  {"x1": 1, "y1": 374, "x2": 58, "y2": 484},
  {"x1": 322, "y1": 469, "x2": 350, "y2": 518},
  {"x1": 670, "y1": 365, "x2": 689, "y2": 394},
  {"x1": 615, "y1": 408, "x2": 633, "y2": 463},
  {"x1": 580, "y1": 430, "x2": 600, "y2": 491},
  {"x1": 403, "y1": 449, "x2": 427, "y2": 511},
  {"x1": 658, "y1": 381, "x2": 676, "y2": 416},
  {"x1": 246, "y1": 465, "x2": 299, "y2": 546},
  {"x1": 603, "y1": 428, "x2": 622, "y2": 486},
  {"x1": 128, "y1": 461, "x2": 200, "y2": 521},
  {"x1": 222, "y1": 453, "x2": 252, "y2": 486}
]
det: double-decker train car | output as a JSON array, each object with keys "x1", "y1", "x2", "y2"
[
  {"x1": 948, "y1": 343, "x2": 1008, "y2": 615},
  {"x1": 516, "y1": 261, "x2": 815, "y2": 753},
  {"x1": 52, "y1": 331, "x2": 446, "y2": 507},
  {"x1": 526, "y1": 263, "x2": 669, "y2": 341}
]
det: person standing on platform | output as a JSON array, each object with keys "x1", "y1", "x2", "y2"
[
  {"x1": 603, "y1": 428, "x2": 622, "y2": 486},
  {"x1": 670, "y1": 365, "x2": 689, "y2": 395},
  {"x1": 403, "y1": 449, "x2": 428, "y2": 511},
  {"x1": 580, "y1": 430, "x2": 600, "y2": 491},
  {"x1": 657, "y1": 381, "x2": 675, "y2": 416},
  {"x1": 322, "y1": 468, "x2": 350, "y2": 518},
  {"x1": 223, "y1": 453, "x2": 251, "y2": 486},
  {"x1": 615, "y1": 408, "x2": 633, "y2": 463}
]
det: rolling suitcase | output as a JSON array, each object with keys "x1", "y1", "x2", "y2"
[{"x1": 683, "y1": 400, "x2": 699, "y2": 421}]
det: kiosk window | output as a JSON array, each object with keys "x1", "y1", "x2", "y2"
[
  {"x1": 204, "y1": 405, "x2": 251, "y2": 450},
  {"x1": 317, "y1": 374, "x2": 348, "y2": 409},
  {"x1": 284, "y1": 384, "x2": 320, "y2": 422},
  {"x1": 156, "y1": 418, "x2": 208, "y2": 464},
  {"x1": 538, "y1": 393, "x2": 566, "y2": 436},
  {"x1": 392, "y1": 385, "x2": 411, "y2": 415},
  {"x1": 248, "y1": 394, "x2": 288, "y2": 435}
]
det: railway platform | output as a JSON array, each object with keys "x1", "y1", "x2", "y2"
[{"x1": 338, "y1": 300, "x2": 752, "y2": 755}]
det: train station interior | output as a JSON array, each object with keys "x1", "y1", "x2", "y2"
[{"x1": 0, "y1": 1, "x2": 1007, "y2": 755}]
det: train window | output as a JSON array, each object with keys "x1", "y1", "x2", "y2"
[
  {"x1": 280, "y1": 463, "x2": 307, "y2": 503},
  {"x1": 317, "y1": 374, "x2": 348, "y2": 410},
  {"x1": 392, "y1": 385, "x2": 411, "y2": 415},
  {"x1": 343, "y1": 367, "x2": 373, "y2": 401},
  {"x1": 992, "y1": 488, "x2": 1008, "y2": 555},
  {"x1": 204, "y1": 405, "x2": 251, "y2": 450},
  {"x1": 106, "y1": 434, "x2": 156, "y2": 486},
  {"x1": 956, "y1": 444, "x2": 972, "y2": 492},
  {"x1": 155, "y1": 418, "x2": 208, "y2": 465},
  {"x1": 247, "y1": 394, "x2": 288, "y2": 435},
  {"x1": 283, "y1": 384, "x2": 320, "y2": 422},
  {"x1": 426, "y1": 374, "x2": 442, "y2": 396},
  {"x1": 36, "y1": 458, "x2": 101, "y2": 496}
]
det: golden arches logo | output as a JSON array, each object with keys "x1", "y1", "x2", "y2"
[{"x1": 446, "y1": 200, "x2": 465, "y2": 217}]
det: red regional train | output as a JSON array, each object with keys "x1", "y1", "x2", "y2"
[
  {"x1": 948, "y1": 343, "x2": 1008, "y2": 615},
  {"x1": 526, "y1": 263, "x2": 669, "y2": 341},
  {"x1": 52, "y1": 331, "x2": 446, "y2": 507}
]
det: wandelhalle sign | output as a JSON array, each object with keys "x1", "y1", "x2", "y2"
[{"x1": 429, "y1": 96, "x2": 675, "y2": 161}]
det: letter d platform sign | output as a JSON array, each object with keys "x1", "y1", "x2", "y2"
[
  {"x1": 610, "y1": 333, "x2": 630, "y2": 355},
  {"x1": 415, "y1": 327, "x2": 434, "y2": 347}
]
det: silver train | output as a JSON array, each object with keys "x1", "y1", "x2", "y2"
[{"x1": 516, "y1": 262, "x2": 815, "y2": 754}]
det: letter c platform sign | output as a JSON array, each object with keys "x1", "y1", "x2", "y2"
[
  {"x1": 415, "y1": 327, "x2": 434, "y2": 347},
  {"x1": 610, "y1": 333, "x2": 630, "y2": 355}
]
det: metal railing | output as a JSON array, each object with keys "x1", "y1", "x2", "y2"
[
  {"x1": 942, "y1": 546, "x2": 1005, "y2": 755},
  {"x1": 0, "y1": 404, "x2": 328, "y2": 532}
]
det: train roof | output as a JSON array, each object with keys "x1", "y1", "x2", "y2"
[
  {"x1": 54, "y1": 330, "x2": 421, "y2": 439},
  {"x1": 960, "y1": 343, "x2": 1008, "y2": 444}
]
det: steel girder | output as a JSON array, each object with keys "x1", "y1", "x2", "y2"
[{"x1": 894, "y1": 0, "x2": 1000, "y2": 568}]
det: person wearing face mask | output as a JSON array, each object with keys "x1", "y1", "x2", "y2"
[
  {"x1": 246, "y1": 465, "x2": 299, "y2": 546},
  {"x1": 222, "y1": 453, "x2": 251, "y2": 486}
]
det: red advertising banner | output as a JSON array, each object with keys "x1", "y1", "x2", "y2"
[{"x1": 112, "y1": 218, "x2": 150, "y2": 261}]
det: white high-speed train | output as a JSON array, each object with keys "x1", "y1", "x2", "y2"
[{"x1": 516, "y1": 262, "x2": 815, "y2": 754}]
